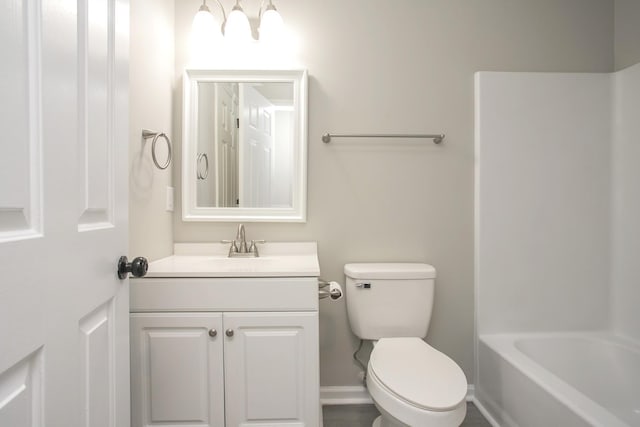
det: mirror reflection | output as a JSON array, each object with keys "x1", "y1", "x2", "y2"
[
  {"x1": 195, "y1": 81, "x2": 295, "y2": 209},
  {"x1": 183, "y1": 69, "x2": 307, "y2": 222}
]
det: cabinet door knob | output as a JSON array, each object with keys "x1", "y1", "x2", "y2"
[
  {"x1": 208, "y1": 329, "x2": 217, "y2": 337},
  {"x1": 225, "y1": 329, "x2": 234, "y2": 337}
]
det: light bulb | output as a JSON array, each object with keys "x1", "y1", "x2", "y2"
[
  {"x1": 259, "y1": 6, "x2": 284, "y2": 43},
  {"x1": 225, "y1": 3, "x2": 252, "y2": 43},
  {"x1": 191, "y1": 2, "x2": 221, "y2": 58}
]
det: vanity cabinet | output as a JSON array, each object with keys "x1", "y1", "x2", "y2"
[{"x1": 130, "y1": 275, "x2": 320, "y2": 427}]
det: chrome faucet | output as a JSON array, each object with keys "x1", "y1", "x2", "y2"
[
  {"x1": 222, "y1": 224, "x2": 265, "y2": 257},
  {"x1": 236, "y1": 224, "x2": 248, "y2": 253}
]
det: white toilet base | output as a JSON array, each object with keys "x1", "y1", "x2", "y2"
[{"x1": 372, "y1": 414, "x2": 407, "y2": 427}]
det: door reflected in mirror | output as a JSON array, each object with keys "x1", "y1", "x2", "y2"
[
  {"x1": 183, "y1": 69, "x2": 307, "y2": 222},
  {"x1": 196, "y1": 81, "x2": 295, "y2": 209}
]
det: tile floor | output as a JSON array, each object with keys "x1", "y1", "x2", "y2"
[{"x1": 322, "y1": 402, "x2": 491, "y2": 427}]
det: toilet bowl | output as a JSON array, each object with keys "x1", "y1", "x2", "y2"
[
  {"x1": 344, "y1": 263, "x2": 468, "y2": 426},
  {"x1": 366, "y1": 337, "x2": 467, "y2": 427}
]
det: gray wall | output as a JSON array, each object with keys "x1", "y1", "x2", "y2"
[
  {"x1": 170, "y1": 0, "x2": 613, "y2": 387},
  {"x1": 131, "y1": 0, "x2": 614, "y2": 387},
  {"x1": 129, "y1": 0, "x2": 175, "y2": 261},
  {"x1": 615, "y1": 0, "x2": 640, "y2": 70}
]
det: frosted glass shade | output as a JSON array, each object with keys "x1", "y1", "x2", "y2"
[
  {"x1": 191, "y1": 7, "x2": 221, "y2": 44},
  {"x1": 225, "y1": 8, "x2": 252, "y2": 42},
  {"x1": 259, "y1": 8, "x2": 284, "y2": 43}
]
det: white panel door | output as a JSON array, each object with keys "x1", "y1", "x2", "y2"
[
  {"x1": 196, "y1": 82, "x2": 217, "y2": 207},
  {"x1": 223, "y1": 312, "x2": 319, "y2": 427},
  {"x1": 130, "y1": 313, "x2": 225, "y2": 427},
  {"x1": 215, "y1": 83, "x2": 239, "y2": 207},
  {"x1": 239, "y1": 85, "x2": 274, "y2": 207},
  {"x1": 0, "y1": 1, "x2": 130, "y2": 426}
]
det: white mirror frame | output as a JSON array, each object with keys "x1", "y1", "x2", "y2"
[{"x1": 182, "y1": 69, "x2": 308, "y2": 222}]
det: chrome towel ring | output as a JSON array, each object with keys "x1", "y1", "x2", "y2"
[
  {"x1": 197, "y1": 153, "x2": 209, "y2": 180},
  {"x1": 142, "y1": 129, "x2": 172, "y2": 170}
]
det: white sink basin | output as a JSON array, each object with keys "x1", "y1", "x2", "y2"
[{"x1": 145, "y1": 242, "x2": 320, "y2": 278}]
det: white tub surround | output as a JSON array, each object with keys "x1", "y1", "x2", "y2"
[
  {"x1": 475, "y1": 71, "x2": 612, "y2": 335},
  {"x1": 475, "y1": 63, "x2": 640, "y2": 427},
  {"x1": 612, "y1": 63, "x2": 640, "y2": 342}
]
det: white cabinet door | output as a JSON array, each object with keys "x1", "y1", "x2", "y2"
[
  {"x1": 0, "y1": 1, "x2": 130, "y2": 426},
  {"x1": 223, "y1": 312, "x2": 319, "y2": 427},
  {"x1": 130, "y1": 313, "x2": 225, "y2": 427}
]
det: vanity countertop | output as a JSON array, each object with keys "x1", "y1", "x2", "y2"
[{"x1": 144, "y1": 242, "x2": 320, "y2": 278}]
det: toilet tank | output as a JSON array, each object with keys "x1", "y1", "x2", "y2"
[{"x1": 345, "y1": 263, "x2": 436, "y2": 340}]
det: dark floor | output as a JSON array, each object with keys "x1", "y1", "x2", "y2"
[{"x1": 322, "y1": 402, "x2": 491, "y2": 427}]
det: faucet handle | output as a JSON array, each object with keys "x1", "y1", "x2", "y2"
[
  {"x1": 221, "y1": 239, "x2": 239, "y2": 254},
  {"x1": 248, "y1": 240, "x2": 265, "y2": 256}
]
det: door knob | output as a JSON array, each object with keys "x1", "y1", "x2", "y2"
[
  {"x1": 117, "y1": 256, "x2": 148, "y2": 279},
  {"x1": 226, "y1": 329, "x2": 234, "y2": 337},
  {"x1": 209, "y1": 329, "x2": 217, "y2": 337}
]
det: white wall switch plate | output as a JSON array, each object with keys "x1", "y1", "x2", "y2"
[{"x1": 166, "y1": 186, "x2": 174, "y2": 212}]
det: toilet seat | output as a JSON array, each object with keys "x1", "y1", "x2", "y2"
[{"x1": 368, "y1": 338, "x2": 467, "y2": 412}]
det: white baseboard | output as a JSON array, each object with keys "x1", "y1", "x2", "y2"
[
  {"x1": 470, "y1": 396, "x2": 501, "y2": 427},
  {"x1": 466, "y1": 384, "x2": 475, "y2": 401},
  {"x1": 321, "y1": 385, "x2": 476, "y2": 406},
  {"x1": 320, "y1": 386, "x2": 373, "y2": 405}
]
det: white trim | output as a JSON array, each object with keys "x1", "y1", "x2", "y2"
[
  {"x1": 321, "y1": 385, "x2": 477, "y2": 406},
  {"x1": 320, "y1": 386, "x2": 373, "y2": 405},
  {"x1": 473, "y1": 71, "x2": 482, "y2": 391},
  {"x1": 181, "y1": 68, "x2": 308, "y2": 223},
  {"x1": 471, "y1": 397, "x2": 501, "y2": 427},
  {"x1": 466, "y1": 384, "x2": 475, "y2": 402}
]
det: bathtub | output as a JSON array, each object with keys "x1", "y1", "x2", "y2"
[{"x1": 475, "y1": 332, "x2": 640, "y2": 427}]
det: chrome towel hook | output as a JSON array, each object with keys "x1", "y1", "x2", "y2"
[{"x1": 142, "y1": 129, "x2": 172, "y2": 170}]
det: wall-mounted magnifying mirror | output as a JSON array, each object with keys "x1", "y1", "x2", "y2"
[{"x1": 183, "y1": 69, "x2": 307, "y2": 222}]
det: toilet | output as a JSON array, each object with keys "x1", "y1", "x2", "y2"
[{"x1": 345, "y1": 263, "x2": 467, "y2": 427}]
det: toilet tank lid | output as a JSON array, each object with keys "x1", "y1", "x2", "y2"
[{"x1": 344, "y1": 263, "x2": 436, "y2": 279}]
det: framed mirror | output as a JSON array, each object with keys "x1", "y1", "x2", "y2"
[{"x1": 182, "y1": 69, "x2": 307, "y2": 222}]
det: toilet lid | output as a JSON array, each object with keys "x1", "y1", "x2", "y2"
[{"x1": 369, "y1": 338, "x2": 467, "y2": 412}]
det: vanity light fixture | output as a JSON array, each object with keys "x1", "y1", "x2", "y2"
[
  {"x1": 191, "y1": 0, "x2": 284, "y2": 44},
  {"x1": 192, "y1": 0, "x2": 224, "y2": 43},
  {"x1": 225, "y1": 1, "x2": 252, "y2": 42},
  {"x1": 258, "y1": 0, "x2": 284, "y2": 43}
]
